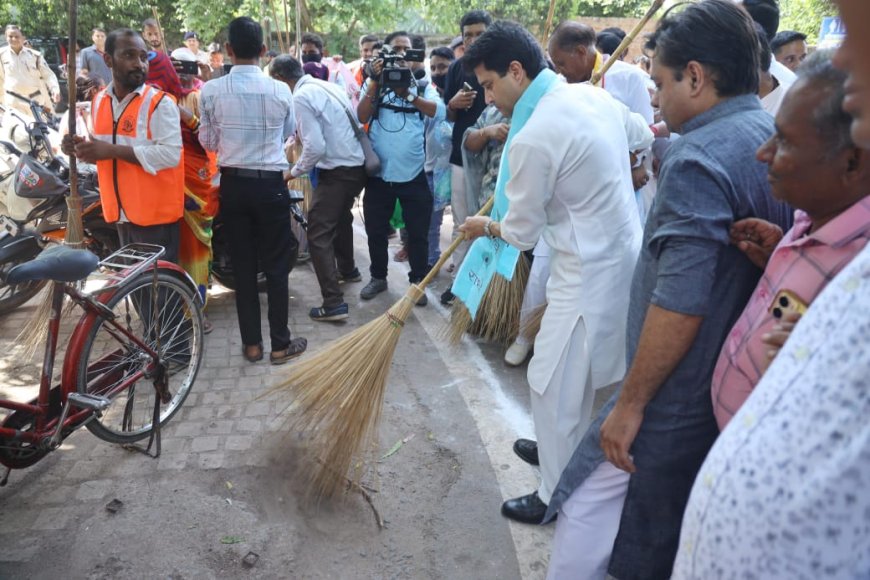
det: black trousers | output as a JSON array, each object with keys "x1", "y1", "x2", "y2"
[
  {"x1": 117, "y1": 220, "x2": 181, "y2": 263},
  {"x1": 219, "y1": 174, "x2": 297, "y2": 351},
  {"x1": 308, "y1": 165, "x2": 366, "y2": 308},
  {"x1": 363, "y1": 171, "x2": 432, "y2": 283}
]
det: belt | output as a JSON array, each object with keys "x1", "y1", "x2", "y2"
[{"x1": 220, "y1": 167, "x2": 284, "y2": 179}]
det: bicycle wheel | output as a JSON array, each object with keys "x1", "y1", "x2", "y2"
[
  {"x1": 75, "y1": 270, "x2": 203, "y2": 444},
  {"x1": 0, "y1": 252, "x2": 48, "y2": 315}
]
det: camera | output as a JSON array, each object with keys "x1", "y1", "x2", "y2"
[{"x1": 365, "y1": 45, "x2": 425, "y2": 91}]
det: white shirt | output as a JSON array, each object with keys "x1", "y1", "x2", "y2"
[
  {"x1": 199, "y1": 65, "x2": 295, "y2": 171},
  {"x1": 673, "y1": 242, "x2": 870, "y2": 579},
  {"x1": 290, "y1": 75, "x2": 364, "y2": 177},
  {"x1": 602, "y1": 59, "x2": 655, "y2": 124},
  {"x1": 762, "y1": 65, "x2": 796, "y2": 116}
]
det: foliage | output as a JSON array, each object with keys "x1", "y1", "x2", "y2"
[
  {"x1": 2, "y1": 0, "x2": 834, "y2": 57},
  {"x1": 779, "y1": 0, "x2": 836, "y2": 44},
  {"x1": 0, "y1": 0, "x2": 185, "y2": 45}
]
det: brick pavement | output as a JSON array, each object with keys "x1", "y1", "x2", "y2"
[{"x1": 0, "y1": 222, "x2": 532, "y2": 578}]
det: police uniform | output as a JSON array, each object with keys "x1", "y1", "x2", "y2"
[{"x1": 0, "y1": 45, "x2": 60, "y2": 115}]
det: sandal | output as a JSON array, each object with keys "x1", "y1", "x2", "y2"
[
  {"x1": 393, "y1": 248, "x2": 409, "y2": 262},
  {"x1": 243, "y1": 343, "x2": 263, "y2": 363},
  {"x1": 203, "y1": 317, "x2": 214, "y2": 335},
  {"x1": 270, "y1": 337, "x2": 308, "y2": 365}
]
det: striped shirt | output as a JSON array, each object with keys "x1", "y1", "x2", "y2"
[
  {"x1": 711, "y1": 196, "x2": 870, "y2": 429},
  {"x1": 198, "y1": 65, "x2": 295, "y2": 171}
]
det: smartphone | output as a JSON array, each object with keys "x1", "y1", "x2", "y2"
[
  {"x1": 768, "y1": 289, "x2": 808, "y2": 320},
  {"x1": 462, "y1": 82, "x2": 474, "y2": 92},
  {"x1": 179, "y1": 60, "x2": 199, "y2": 75},
  {"x1": 223, "y1": 63, "x2": 233, "y2": 74}
]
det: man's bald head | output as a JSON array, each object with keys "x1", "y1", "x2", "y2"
[
  {"x1": 549, "y1": 21, "x2": 596, "y2": 53},
  {"x1": 547, "y1": 21, "x2": 598, "y2": 84}
]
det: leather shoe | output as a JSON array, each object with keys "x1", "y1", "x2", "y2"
[
  {"x1": 501, "y1": 491, "x2": 550, "y2": 525},
  {"x1": 513, "y1": 438, "x2": 539, "y2": 466}
]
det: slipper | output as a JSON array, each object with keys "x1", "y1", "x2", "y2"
[
  {"x1": 243, "y1": 343, "x2": 263, "y2": 363},
  {"x1": 270, "y1": 337, "x2": 308, "y2": 365},
  {"x1": 446, "y1": 263, "x2": 455, "y2": 274},
  {"x1": 203, "y1": 318, "x2": 214, "y2": 335},
  {"x1": 393, "y1": 248, "x2": 409, "y2": 262}
]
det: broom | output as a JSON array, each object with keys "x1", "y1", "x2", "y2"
[
  {"x1": 446, "y1": 0, "x2": 665, "y2": 345},
  {"x1": 17, "y1": 0, "x2": 85, "y2": 359},
  {"x1": 266, "y1": 197, "x2": 495, "y2": 499}
]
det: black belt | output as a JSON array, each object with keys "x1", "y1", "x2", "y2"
[{"x1": 220, "y1": 167, "x2": 284, "y2": 179}]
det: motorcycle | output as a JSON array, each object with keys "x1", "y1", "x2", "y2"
[{"x1": 0, "y1": 97, "x2": 118, "y2": 315}]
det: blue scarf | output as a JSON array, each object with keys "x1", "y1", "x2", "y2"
[{"x1": 452, "y1": 69, "x2": 560, "y2": 319}]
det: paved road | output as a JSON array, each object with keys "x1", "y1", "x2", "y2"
[{"x1": 0, "y1": 207, "x2": 612, "y2": 579}]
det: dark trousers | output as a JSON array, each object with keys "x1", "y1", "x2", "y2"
[
  {"x1": 118, "y1": 220, "x2": 186, "y2": 358},
  {"x1": 219, "y1": 174, "x2": 297, "y2": 351},
  {"x1": 308, "y1": 165, "x2": 366, "y2": 308},
  {"x1": 363, "y1": 171, "x2": 432, "y2": 282},
  {"x1": 117, "y1": 220, "x2": 181, "y2": 263}
]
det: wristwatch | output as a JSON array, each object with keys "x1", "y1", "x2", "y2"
[{"x1": 405, "y1": 93, "x2": 418, "y2": 104}]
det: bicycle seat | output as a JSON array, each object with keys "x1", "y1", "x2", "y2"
[{"x1": 6, "y1": 245, "x2": 99, "y2": 284}]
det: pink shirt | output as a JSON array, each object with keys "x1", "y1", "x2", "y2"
[{"x1": 712, "y1": 197, "x2": 870, "y2": 429}]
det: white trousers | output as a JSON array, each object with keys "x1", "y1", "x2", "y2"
[
  {"x1": 516, "y1": 253, "x2": 550, "y2": 346},
  {"x1": 449, "y1": 165, "x2": 470, "y2": 274},
  {"x1": 530, "y1": 325, "x2": 596, "y2": 505},
  {"x1": 546, "y1": 462, "x2": 630, "y2": 580}
]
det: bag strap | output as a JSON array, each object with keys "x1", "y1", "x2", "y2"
[{"x1": 316, "y1": 82, "x2": 367, "y2": 141}]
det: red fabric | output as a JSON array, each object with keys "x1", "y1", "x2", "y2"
[{"x1": 146, "y1": 51, "x2": 188, "y2": 99}]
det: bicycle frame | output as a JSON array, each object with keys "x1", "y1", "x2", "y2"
[{"x1": 0, "y1": 251, "x2": 198, "y2": 448}]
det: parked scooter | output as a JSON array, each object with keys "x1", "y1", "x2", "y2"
[{"x1": 0, "y1": 97, "x2": 118, "y2": 315}]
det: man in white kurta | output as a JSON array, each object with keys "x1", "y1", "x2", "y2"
[{"x1": 459, "y1": 21, "x2": 653, "y2": 525}]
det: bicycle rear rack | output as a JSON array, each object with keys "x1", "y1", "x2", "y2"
[{"x1": 84, "y1": 243, "x2": 165, "y2": 295}]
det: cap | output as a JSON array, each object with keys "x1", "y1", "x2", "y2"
[
  {"x1": 183, "y1": 31, "x2": 198, "y2": 41},
  {"x1": 449, "y1": 35, "x2": 463, "y2": 49}
]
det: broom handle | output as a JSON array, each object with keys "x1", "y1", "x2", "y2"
[
  {"x1": 590, "y1": 0, "x2": 665, "y2": 86},
  {"x1": 419, "y1": 196, "x2": 494, "y2": 289},
  {"x1": 67, "y1": 0, "x2": 78, "y2": 201},
  {"x1": 151, "y1": 6, "x2": 167, "y2": 54}
]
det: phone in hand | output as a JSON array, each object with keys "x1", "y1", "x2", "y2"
[
  {"x1": 768, "y1": 289, "x2": 808, "y2": 320},
  {"x1": 179, "y1": 60, "x2": 199, "y2": 75},
  {"x1": 462, "y1": 82, "x2": 474, "y2": 92}
]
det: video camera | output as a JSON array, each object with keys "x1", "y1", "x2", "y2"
[{"x1": 365, "y1": 45, "x2": 425, "y2": 92}]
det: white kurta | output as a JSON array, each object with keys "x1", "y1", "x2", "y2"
[{"x1": 499, "y1": 83, "x2": 653, "y2": 502}]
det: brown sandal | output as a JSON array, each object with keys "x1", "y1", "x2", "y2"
[
  {"x1": 270, "y1": 337, "x2": 308, "y2": 365},
  {"x1": 243, "y1": 343, "x2": 263, "y2": 363}
]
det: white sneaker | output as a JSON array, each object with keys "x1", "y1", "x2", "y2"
[{"x1": 504, "y1": 341, "x2": 532, "y2": 366}]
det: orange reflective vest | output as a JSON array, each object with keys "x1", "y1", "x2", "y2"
[{"x1": 91, "y1": 85, "x2": 184, "y2": 226}]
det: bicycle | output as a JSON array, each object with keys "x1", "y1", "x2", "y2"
[{"x1": 0, "y1": 242, "x2": 204, "y2": 484}]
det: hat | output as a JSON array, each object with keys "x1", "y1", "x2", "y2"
[
  {"x1": 449, "y1": 35, "x2": 463, "y2": 49},
  {"x1": 207, "y1": 42, "x2": 222, "y2": 54},
  {"x1": 183, "y1": 31, "x2": 199, "y2": 41}
]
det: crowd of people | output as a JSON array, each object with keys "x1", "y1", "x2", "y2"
[{"x1": 2, "y1": 0, "x2": 869, "y2": 577}]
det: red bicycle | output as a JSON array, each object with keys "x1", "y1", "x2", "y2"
[{"x1": 0, "y1": 243, "x2": 204, "y2": 484}]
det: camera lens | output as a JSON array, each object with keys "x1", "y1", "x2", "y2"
[
  {"x1": 779, "y1": 296, "x2": 790, "y2": 307},
  {"x1": 772, "y1": 307, "x2": 783, "y2": 319}
]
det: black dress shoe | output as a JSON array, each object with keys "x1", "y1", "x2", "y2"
[
  {"x1": 501, "y1": 491, "x2": 550, "y2": 525},
  {"x1": 513, "y1": 438, "x2": 539, "y2": 466}
]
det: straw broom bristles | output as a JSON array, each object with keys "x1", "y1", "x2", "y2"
[
  {"x1": 268, "y1": 198, "x2": 495, "y2": 499},
  {"x1": 270, "y1": 289, "x2": 420, "y2": 499},
  {"x1": 519, "y1": 303, "x2": 547, "y2": 342},
  {"x1": 18, "y1": 5, "x2": 86, "y2": 359},
  {"x1": 446, "y1": 253, "x2": 529, "y2": 346}
]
